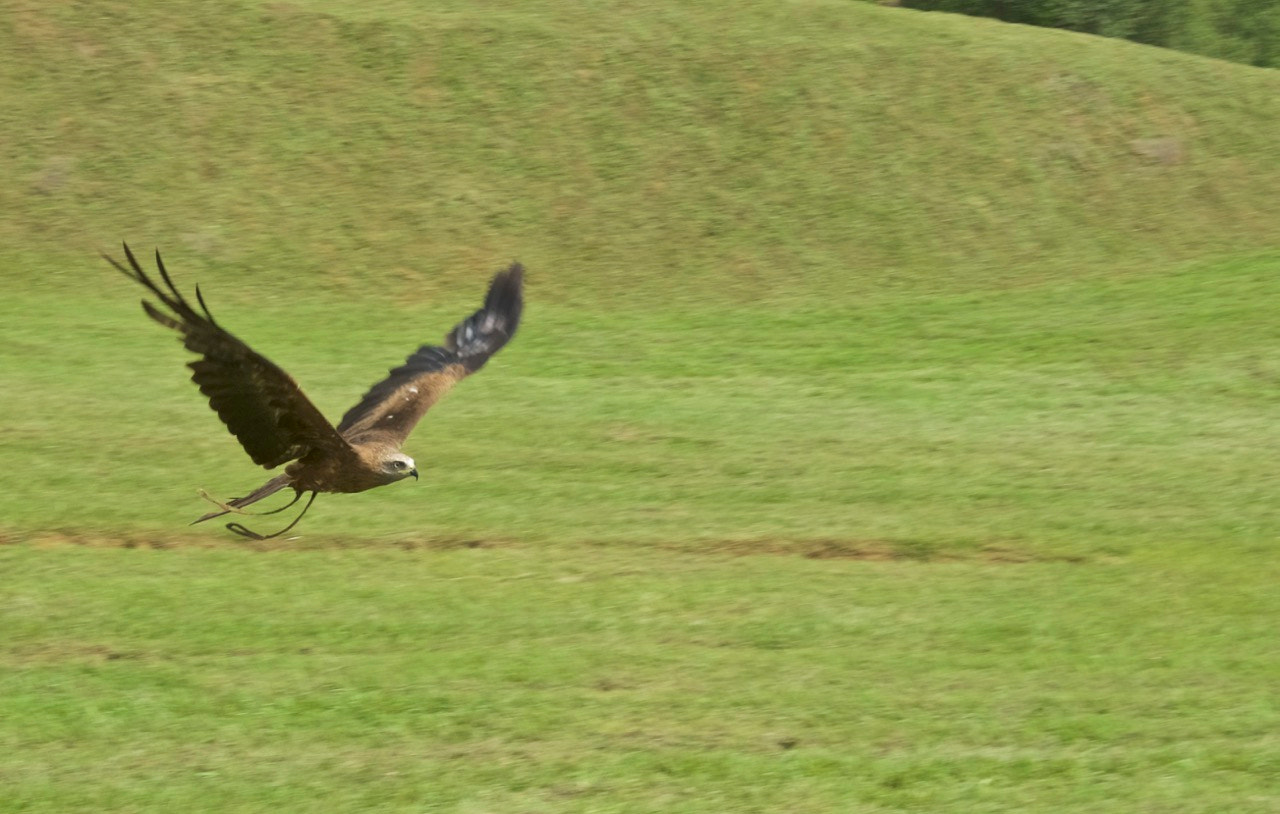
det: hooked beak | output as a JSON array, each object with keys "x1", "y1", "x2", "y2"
[{"x1": 409, "y1": 468, "x2": 419, "y2": 481}]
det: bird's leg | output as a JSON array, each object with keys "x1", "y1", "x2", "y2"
[
  {"x1": 249, "y1": 491, "x2": 303, "y2": 516},
  {"x1": 198, "y1": 488, "x2": 302, "y2": 517},
  {"x1": 197, "y1": 490, "x2": 251, "y2": 516},
  {"x1": 226, "y1": 492, "x2": 317, "y2": 541}
]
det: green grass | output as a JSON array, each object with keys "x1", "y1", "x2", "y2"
[
  {"x1": 3, "y1": 0, "x2": 1280, "y2": 810},
  {"x1": 3, "y1": 545, "x2": 1278, "y2": 812},
  {"x1": 5, "y1": 253, "x2": 1280, "y2": 555}
]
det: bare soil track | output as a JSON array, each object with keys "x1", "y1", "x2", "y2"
[{"x1": 2, "y1": 528, "x2": 1091, "y2": 563}]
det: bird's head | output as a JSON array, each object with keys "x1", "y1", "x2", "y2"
[{"x1": 380, "y1": 453, "x2": 418, "y2": 483}]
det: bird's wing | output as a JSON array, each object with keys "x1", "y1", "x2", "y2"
[
  {"x1": 336, "y1": 263, "x2": 524, "y2": 447},
  {"x1": 106, "y1": 243, "x2": 353, "y2": 470}
]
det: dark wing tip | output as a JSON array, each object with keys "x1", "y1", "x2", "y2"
[
  {"x1": 442, "y1": 261, "x2": 524, "y2": 368},
  {"x1": 500, "y1": 261, "x2": 524, "y2": 283},
  {"x1": 483, "y1": 262, "x2": 524, "y2": 325},
  {"x1": 102, "y1": 241, "x2": 142, "y2": 282}
]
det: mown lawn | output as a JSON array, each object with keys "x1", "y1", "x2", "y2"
[
  {"x1": 3, "y1": 543, "x2": 1277, "y2": 813},
  {"x1": 3, "y1": 0, "x2": 1279, "y2": 810},
  {"x1": 4, "y1": 253, "x2": 1280, "y2": 556},
  {"x1": 3, "y1": 254, "x2": 1280, "y2": 811}
]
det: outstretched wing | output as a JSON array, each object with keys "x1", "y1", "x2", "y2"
[
  {"x1": 106, "y1": 243, "x2": 353, "y2": 470},
  {"x1": 336, "y1": 263, "x2": 524, "y2": 446}
]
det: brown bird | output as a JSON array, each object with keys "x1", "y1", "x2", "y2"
[{"x1": 105, "y1": 243, "x2": 524, "y2": 539}]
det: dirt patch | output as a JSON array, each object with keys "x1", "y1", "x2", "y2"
[
  {"x1": 687, "y1": 537, "x2": 1090, "y2": 564},
  {"x1": 3, "y1": 529, "x2": 1090, "y2": 563},
  {"x1": 5, "y1": 642, "x2": 149, "y2": 665},
  {"x1": 0, "y1": 528, "x2": 510, "y2": 552}
]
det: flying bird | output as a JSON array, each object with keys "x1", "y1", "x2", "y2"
[{"x1": 105, "y1": 243, "x2": 524, "y2": 539}]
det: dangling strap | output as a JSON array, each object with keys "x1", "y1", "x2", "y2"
[{"x1": 226, "y1": 492, "x2": 318, "y2": 540}]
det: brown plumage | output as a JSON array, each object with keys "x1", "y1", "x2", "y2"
[{"x1": 105, "y1": 243, "x2": 524, "y2": 539}]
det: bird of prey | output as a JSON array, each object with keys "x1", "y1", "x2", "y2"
[{"x1": 105, "y1": 243, "x2": 524, "y2": 539}]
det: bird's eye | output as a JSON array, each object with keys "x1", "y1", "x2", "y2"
[{"x1": 393, "y1": 461, "x2": 405, "y2": 470}]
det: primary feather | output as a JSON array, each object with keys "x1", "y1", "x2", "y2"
[
  {"x1": 104, "y1": 243, "x2": 349, "y2": 469},
  {"x1": 337, "y1": 263, "x2": 524, "y2": 444}
]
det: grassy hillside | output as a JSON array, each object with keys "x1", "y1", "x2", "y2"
[
  {"x1": 3, "y1": 1, "x2": 1279, "y2": 811},
  {"x1": 3, "y1": 0, "x2": 1280, "y2": 305}
]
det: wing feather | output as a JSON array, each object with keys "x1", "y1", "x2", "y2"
[
  {"x1": 338, "y1": 263, "x2": 524, "y2": 445},
  {"x1": 107, "y1": 243, "x2": 351, "y2": 470}
]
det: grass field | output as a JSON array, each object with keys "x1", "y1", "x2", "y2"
[
  {"x1": 3, "y1": 0, "x2": 1280, "y2": 810},
  {"x1": 4, "y1": 545, "x2": 1277, "y2": 812}
]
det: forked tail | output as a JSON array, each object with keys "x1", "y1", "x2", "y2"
[{"x1": 193, "y1": 474, "x2": 295, "y2": 525}]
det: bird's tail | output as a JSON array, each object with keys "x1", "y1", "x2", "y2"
[
  {"x1": 192, "y1": 474, "x2": 295, "y2": 525},
  {"x1": 446, "y1": 263, "x2": 524, "y2": 373}
]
